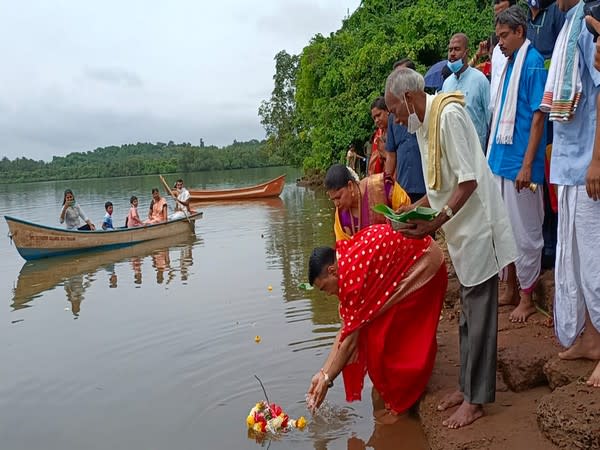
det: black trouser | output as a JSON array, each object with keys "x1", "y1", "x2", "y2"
[{"x1": 459, "y1": 274, "x2": 498, "y2": 404}]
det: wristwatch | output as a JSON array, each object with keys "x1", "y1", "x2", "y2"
[
  {"x1": 321, "y1": 369, "x2": 334, "y2": 388},
  {"x1": 442, "y1": 204, "x2": 454, "y2": 219}
]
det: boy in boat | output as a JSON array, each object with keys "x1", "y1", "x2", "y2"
[{"x1": 102, "y1": 201, "x2": 114, "y2": 230}]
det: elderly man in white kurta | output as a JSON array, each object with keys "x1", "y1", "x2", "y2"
[{"x1": 384, "y1": 68, "x2": 518, "y2": 429}]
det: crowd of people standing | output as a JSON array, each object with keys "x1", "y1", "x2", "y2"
[{"x1": 307, "y1": 0, "x2": 600, "y2": 431}]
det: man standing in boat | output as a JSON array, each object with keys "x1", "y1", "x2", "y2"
[{"x1": 169, "y1": 179, "x2": 192, "y2": 220}]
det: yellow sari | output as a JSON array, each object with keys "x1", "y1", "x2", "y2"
[{"x1": 334, "y1": 173, "x2": 410, "y2": 241}]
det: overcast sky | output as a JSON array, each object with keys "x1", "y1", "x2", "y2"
[{"x1": 0, "y1": 0, "x2": 361, "y2": 161}]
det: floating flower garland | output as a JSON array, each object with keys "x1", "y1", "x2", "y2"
[{"x1": 246, "y1": 401, "x2": 307, "y2": 434}]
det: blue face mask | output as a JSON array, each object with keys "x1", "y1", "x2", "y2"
[{"x1": 446, "y1": 58, "x2": 464, "y2": 74}]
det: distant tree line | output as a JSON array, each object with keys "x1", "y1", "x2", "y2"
[{"x1": 0, "y1": 140, "x2": 283, "y2": 184}]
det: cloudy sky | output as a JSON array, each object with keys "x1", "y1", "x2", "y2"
[{"x1": 0, "y1": 0, "x2": 361, "y2": 161}]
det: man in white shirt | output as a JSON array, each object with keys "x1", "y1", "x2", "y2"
[
  {"x1": 384, "y1": 68, "x2": 517, "y2": 429},
  {"x1": 168, "y1": 178, "x2": 191, "y2": 220}
]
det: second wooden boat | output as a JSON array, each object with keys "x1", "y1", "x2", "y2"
[{"x1": 187, "y1": 175, "x2": 285, "y2": 202}]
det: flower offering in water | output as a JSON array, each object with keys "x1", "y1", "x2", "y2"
[{"x1": 246, "y1": 401, "x2": 307, "y2": 435}]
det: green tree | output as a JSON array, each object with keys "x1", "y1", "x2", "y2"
[
  {"x1": 262, "y1": 0, "x2": 493, "y2": 171},
  {"x1": 258, "y1": 50, "x2": 306, "y2": 166}
]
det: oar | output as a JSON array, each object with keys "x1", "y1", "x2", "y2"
[{"x1": 159, "y1": 174, "x2": 192, "y2": 224}]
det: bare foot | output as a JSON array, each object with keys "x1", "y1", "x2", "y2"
[
  {"x1": 373, "y1": 409, "x2": 388, "y2": 420},
  {"x1": 436, "y1": 390, "x2": 463, "y2": 411},
  {"x1": 509, "y1": 292, "x2": 536, "y2": 323},
  {"x1": 509, "y1": 302, "x2": 537, "y2": 323},
  {"x1": 375, "y1": 410, "x2": 402, "y2": 425},
  {"x1": 559, "y1": 334, "x2": 600, "y2": 361},
  {"x1": 499, "y1": 264, "x2": 518, "y2": 306},
  {"x1": 442, "y1": 401, "x2": 484, "y2": 429},
  {"x1": 586, "y1": 361, "x2": 600, "y2": 388},
  {"x1": 499, "y1": 285, "x2": 519, "y2": 306}
]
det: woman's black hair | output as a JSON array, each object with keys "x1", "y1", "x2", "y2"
[
  {"x1": 370, "y1": 96, "x2": 387, "y2": 111},
  {"x1": 308, "y1": 246, "x2": 336, "y2": 285},
  {"x1": 62, "y1": 189, "x2": 74, "y2": 205},
  {"x1": 324, "y1": 164, "x2": 354, "y2": 190},
  {"x1": 130, "y1": 195, "x2": 137, "y2": 204},
  {"x1": 151, "y1": 188, "x2": 159, "y2": 194}
]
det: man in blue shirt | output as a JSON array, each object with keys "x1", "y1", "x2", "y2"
[
  {"x1": 384, "y1": 59, "x2": 426, "y2": 203},
  {"x1": 442, "y1": 33, "x2": 491, "y2": 152},
  {"x1": 488, "y1": 6, "x2": 547, "y2": 323},
  {"x1": 548, "y1": 0, "x2": 600, "y2": 389}
]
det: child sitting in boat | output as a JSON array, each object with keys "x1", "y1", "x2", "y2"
[
  {"x1": 126, "y1": 196, "x2": 144, "y2": 228},
  {"x1": 102, "y1": 201, "x2": 114, "y2": 230}
]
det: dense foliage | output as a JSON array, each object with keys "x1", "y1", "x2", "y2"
[
  {"x1": 259, "y1": 0, "x2": 494, "y2": 171},
  {"x1": 0, "y1": 140, "x2": 277, "y2": 184}
]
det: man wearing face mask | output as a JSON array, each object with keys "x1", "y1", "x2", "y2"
[
  {"x1": 384, "y1": 68, "x2": 517, "y2": 429},
  {"x1": 527, "y1": 0, "x2": 565, "y2": 60},
  {"x1": 442, "y1": 33, "x2": 491, "y2": 153}
]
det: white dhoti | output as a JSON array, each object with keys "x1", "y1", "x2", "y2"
[
  {"x1": 555, "y1": 185, "x2": 600, "y2": 347},
  {"x1": 168, "y1": 211, "x2": 188, "y2": 221},
  {"x1": 495, "y1": 175, "x2": 544, "y2": 291}
]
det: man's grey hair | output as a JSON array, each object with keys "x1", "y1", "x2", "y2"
[
  {"x1": 385, "y1": 68, "x2": 425, "y2": 98},
  {"x1": 495, "y1": 5, "x2": 527, "y2": 33}
]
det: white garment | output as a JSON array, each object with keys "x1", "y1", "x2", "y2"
[
  {"x1": 490, "y1": 45, "x2": 508, "y2": 113},
  {"x1": 488, "y1": 40, "x2": 531, "y2": 147},
  {"x1": 554, "y1": 185, "x2": 600, "y2": 347},
  {"x1": 494, "y1": 175, "x2": 544, "y2": 291},
  {"x1": 175, "y1": 188, "x2": 190, "y2": 213},
  {"x1": 415, "y1": 94, "x2": 518, "y2": 286},
  {"x1": 168, "y1": 211, "x2": 188, "y2": 221}
]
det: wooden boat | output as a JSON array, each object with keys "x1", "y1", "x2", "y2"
[
  {"x1": 186, "y1": 175, "x2": 285, "y2": 202},
  {"x1": 5, "y1": 212, "x2": 202, "y2": 261},
  {"x1": 12, "y1": 233, "x2": 197, "y2": 310}
]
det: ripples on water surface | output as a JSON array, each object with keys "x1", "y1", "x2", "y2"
[{"x1": 0, "y1": 168, "x2": 427, "y2": 450}]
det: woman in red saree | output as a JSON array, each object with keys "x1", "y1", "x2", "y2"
[
  {"x1": 325, "y1": 164, "x2": 410, "y2": 241},
  {"x1": 306, "y1": 224, "x2": 447, "y2": 422},
  {"x1": 368, "y1": 97, "x2": 389, "y2": 176}
]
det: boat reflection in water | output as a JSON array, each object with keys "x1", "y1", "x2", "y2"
[{"x1": 11, "y1": 232, "x2": 198, "y2": 315}]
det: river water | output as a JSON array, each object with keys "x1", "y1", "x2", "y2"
[{"x1": 0, "y1": 167, "x2": 427, "y2": 450}]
